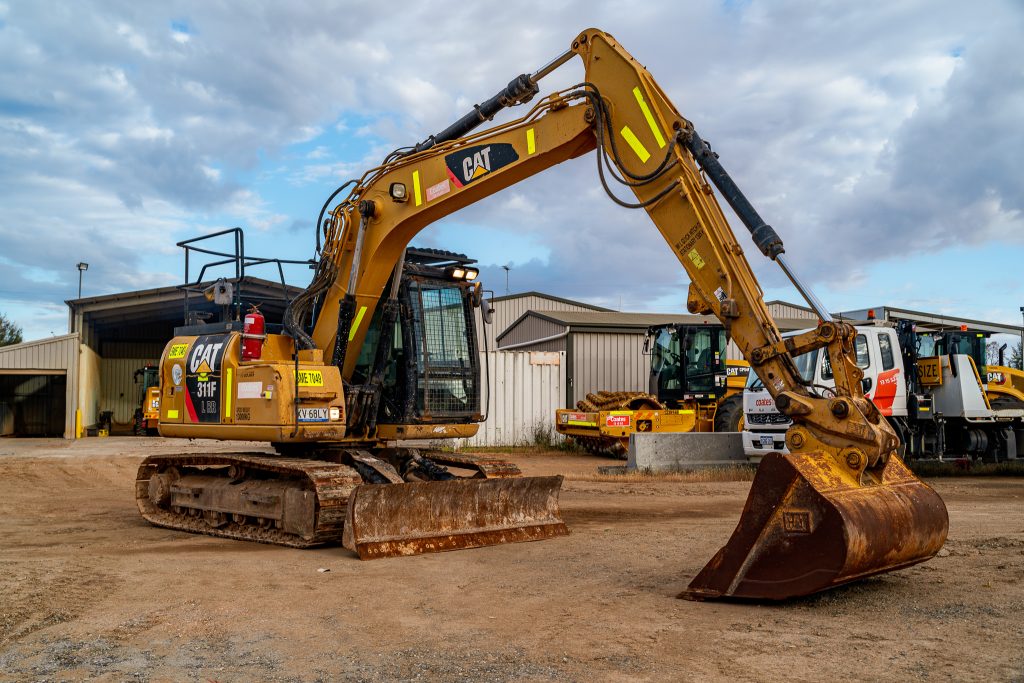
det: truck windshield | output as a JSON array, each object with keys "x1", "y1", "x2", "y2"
[{"x1": 746, "y1": 349, "x2": 818, "y2": 390}]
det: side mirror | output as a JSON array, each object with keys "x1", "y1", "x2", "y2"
[{"x1": 861, "y1": 377, "x2": 873, "y2": 394}]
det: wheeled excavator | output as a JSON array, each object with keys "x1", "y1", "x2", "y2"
[{"x1": 137, "y1": 28, "x2": 948, "y2": 600}]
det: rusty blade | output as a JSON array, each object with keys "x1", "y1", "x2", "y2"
[
  {"x1": 342, "y1": 475, "x2": 568, "y2": 559},
  {"x1": 681, "y1": 451, "x2": 948, "y2": 601}
]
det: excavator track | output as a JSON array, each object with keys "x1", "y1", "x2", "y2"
[
  {"x1": 135, "y1": 452, "x2": 362, "y2": 548},
  {"x1": 136, "y1": 449, "x2": 565, "y2": 557}
]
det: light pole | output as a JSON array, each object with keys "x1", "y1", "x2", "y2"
[
  {"x1": 77, "y1": 262, "x2": 89, "y2": 299},
  {"x1": 502, "y1": 264, "x2": 511, "y2": 295}
]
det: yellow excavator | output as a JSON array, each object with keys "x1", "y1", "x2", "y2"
[{"x1": 137, "y1": 28, "x2": 948, "y2": 600}]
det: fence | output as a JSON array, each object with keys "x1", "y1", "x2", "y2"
[{"x1": 464, "y1": 351, "x2": 566, "y2": 447}]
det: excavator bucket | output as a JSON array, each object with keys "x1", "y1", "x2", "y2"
[
  {"x1": 342, "y1": 475, "x2": 568, "y2": 559},
  {"x1": 682, "y1": 452, "x2": 948, "y2": 601}
]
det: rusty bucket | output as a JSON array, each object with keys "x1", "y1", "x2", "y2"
[
  {"x1": 682, "y1": 451, "x2": 948, "y2": 601},
  {"x1": 343, "y1": 475, "x2": 568, "y2": 559}
]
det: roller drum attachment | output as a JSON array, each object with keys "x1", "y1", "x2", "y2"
[{"x1": 682, "y1": 451, "x2": 948, "y2": 601}]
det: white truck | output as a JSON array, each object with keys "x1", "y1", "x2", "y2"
[{"x1": 742, "y1": 322, "x2": 1022, "y2": 462}]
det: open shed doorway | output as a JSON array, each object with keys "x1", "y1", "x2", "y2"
[{"x1": 0, "y1": 373, "x2": 67, "y2": 437}]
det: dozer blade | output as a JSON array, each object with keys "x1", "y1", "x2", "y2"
[
  {"x1": 342, "y1": 475, "x2": 568, "y2": 559},
  {"x1": 682, "y1": 451, "x2": 948, "y2": 601}
]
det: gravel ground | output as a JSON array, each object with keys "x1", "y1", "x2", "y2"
[{"x1": 0, "y1": 437, "x2": 1022, "y2": 682}]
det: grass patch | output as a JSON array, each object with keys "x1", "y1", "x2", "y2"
[{"x1": 565, "y1": 464, "x2": 756, "y2": 483}]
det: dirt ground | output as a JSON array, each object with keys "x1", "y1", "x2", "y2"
[{"x1": 0, "y1": 438, "x2": 1022, "y2": 682}]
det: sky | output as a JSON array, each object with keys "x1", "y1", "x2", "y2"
[{"x1": 1, "y1": 0, "x2": 1023, "y2": 344}]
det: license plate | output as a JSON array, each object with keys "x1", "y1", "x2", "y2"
[
  {"x1": 298, "y1": 408, "x2": 329, "y2": 422},
  {"x1": 759, "y1": 435, "x2": 774, "y2": 447}
]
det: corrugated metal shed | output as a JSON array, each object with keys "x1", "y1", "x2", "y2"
[
  {"x1": 0, "y1": 333, "x2": 79, "y2": 371},
  {"x1": 497, "y1": 311, "x2": 724, "y2": 406},
  {"x1": 477, "y1": 292, "x2": 609, "y2": 351},
  {"x1": 0, "y1": 333, "x2": 80, "y2": 437},
  {"x1": 766, "y1": 299, "x2": 819, "y2": 322},
  {"x1": 496, "y1": 307, "x2": 821, "y2": 406}
]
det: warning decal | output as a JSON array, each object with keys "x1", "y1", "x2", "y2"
[{"x1": 168, "y1": 343, "x2": 188, "y2": 360}]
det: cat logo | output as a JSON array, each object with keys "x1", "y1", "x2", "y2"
[{"x1": 445, "y1": 143, "x2": 519, "y2": 188}]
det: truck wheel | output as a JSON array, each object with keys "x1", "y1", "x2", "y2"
[{"x1": 714, "y1": 394, "x2": 744, "y2": 433}]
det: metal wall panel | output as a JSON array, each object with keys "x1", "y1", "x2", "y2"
[
  {"x1": 464, "y1": 351, "x2": 566, "y2": 446},
  {"x1": 476, "y1": 294, "x2": 602, "y2": 350},
  {"x1": 497, "y1": 315, "x2": 565, "y2": 349},
  {"x1": 102, "y1": 341, "x2": 165, "y2": 359},
  {"x1": 727, "y1": 339, "x2": 743, "y2": 362},
  {"x1": 767, "y1": 302, "x2": 818, "y2": 321},
  {"x1": 101, "y1": 357, "x2": 160, "y2": 427},
  {"x1": 0, "y1": 334, "x2": 78, "y2": 371},
  {"x1": 570, "y1": 332, "x2": 649, "y2": 406}
]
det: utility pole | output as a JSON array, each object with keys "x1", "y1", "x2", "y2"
[
  {"x1": 77, "y1": 262, "x2": 89, "y2": 299},
  {"x1": 502, "y1": 264, "x2": 511, "y2": 295}
]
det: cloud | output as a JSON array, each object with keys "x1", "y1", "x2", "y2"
[{"x1": 0, "y1": 0, "x2": 1021, "y2": 341}]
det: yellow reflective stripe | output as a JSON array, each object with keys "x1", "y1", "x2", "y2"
[
  {"x1": 349, "y1": 305, "x2": 367, "y2": 341},
  {"x1": 568, "y1": 421, "x2": 597, "y2": 426},
  {"x1": 620, "y1": 126, "x2": 650, "y2": 163},
  {"x1": 224, "y1": 368, "x2": 232, "y2": 420},
  {"x1": 167, "y1": 409, "x2": 179, "y2": 419},
  {"x1": 608, "y1": 411, "x2": 633, "y2": 416},
  {"x1": 413, "y1": 170, "x2": 422, "y2": 206},
  {"x1": 527, "y1": 128, "x2": 536, "y2": 154},
  {"x1": 633, "y1": 86, "x2": 666, "y2": 149}
]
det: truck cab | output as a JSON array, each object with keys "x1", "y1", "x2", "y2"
[{"x1": 742, "y1": 324, "x2": 1019, "y2": 461}]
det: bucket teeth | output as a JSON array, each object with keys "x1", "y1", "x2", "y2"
[{"x1": 681, "y1": 452, "x2": 949, "y2": 601}]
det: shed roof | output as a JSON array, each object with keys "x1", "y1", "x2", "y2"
[
  {"x1": 487, "y1": 291, "x2": 611, "y2": 311},
  {"x1": 67, "y1": 277, "x2": 304, "y2": 344},
  {"x1": 835, "y1": 305, "x2": 1023, "y2": 336},
  {"x1": 496, "y1": 309, "x2": 819, "y2": 345}
]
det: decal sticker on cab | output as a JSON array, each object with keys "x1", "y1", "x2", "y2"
[{"x1": 184, "y1": 335, "x2": 227, "y2": 423}]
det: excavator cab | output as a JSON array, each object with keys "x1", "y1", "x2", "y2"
[
  {"x1": 132, "y1": 365, "x2": 161, "y2": 435},
  {"x1": 350, "y1": 249, "x2": 483, "y2": 428}
]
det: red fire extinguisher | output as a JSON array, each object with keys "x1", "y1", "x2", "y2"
[{"x1": 241, "y1": 305, "x2": 265, "y2": 361}]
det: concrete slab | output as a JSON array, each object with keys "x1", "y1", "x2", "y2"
[{"x1": 628, "y1": 432, "x2": 749, "y2": 472}]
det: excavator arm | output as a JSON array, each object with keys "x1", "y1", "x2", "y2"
[{"x1": 291, "y1": 28, "x2": 947, "y2": 599}]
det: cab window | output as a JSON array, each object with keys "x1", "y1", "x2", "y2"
[
  {"x1": 821, "y1": 334, "x2": 870, "y2": 379},
  {"x1": 878, "y1": 333, "x2": 896, "y2": 371}
]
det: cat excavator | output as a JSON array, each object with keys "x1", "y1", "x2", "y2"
[{"x1": 137, "y1": 28, "x2": 948, "y2": 600}]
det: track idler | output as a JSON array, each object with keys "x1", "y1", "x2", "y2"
[{"x1": 682, "y1": 451, "x2": 948, "y2": 601}]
